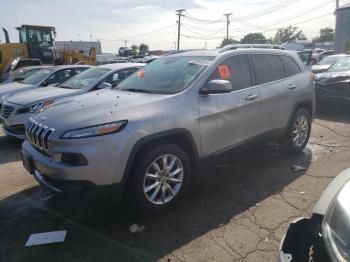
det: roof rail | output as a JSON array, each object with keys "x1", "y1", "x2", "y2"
[{"x1": 219, "y1": 44, "x2": 285, "y2": 53}]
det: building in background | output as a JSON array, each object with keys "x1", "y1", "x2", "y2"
[
  {"x1": 335, "y1": 3, "x2": 350, "y2": 53},
  {"x1": 55, "y1": 41, "x2": 102, "y2": 55}
]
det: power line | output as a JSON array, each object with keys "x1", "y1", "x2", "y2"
[
  {"x1": 182, "y1": 24, "x2": 226, "y2": 37},
  {"x1": 103, "y1": 24, "x2": 176, "y2": 42},
  {"x1": 230, "y1": 0, "x2": 333, "y2": 33}
]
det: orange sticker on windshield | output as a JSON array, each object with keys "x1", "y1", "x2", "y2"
[
  {"x1": 218, "y1": 65, "x2": 230, "y2": 79},
  {"x1": 137, "y1": 70, "x2": 145, "y2": 78}
]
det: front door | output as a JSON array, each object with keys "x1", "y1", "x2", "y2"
[{"x1": 199, "y1": 54, "x2": 263, "y2": 157}]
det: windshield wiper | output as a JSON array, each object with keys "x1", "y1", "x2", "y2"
[
  {"x1": 59, "y1": 85, "x2": 72, "y2": 89},
  {"x1": 123, "y1": 88, "x2": 153, "y2": 93}
]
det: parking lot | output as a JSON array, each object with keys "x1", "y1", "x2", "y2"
[{"x1": 0, "y1": 110, "x2": 349, "y2": 262}]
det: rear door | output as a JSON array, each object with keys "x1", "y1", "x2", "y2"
[
  {"x1": 199, "y1": 54, "x2": 263, "y2": 156},
  {"x1": 251, "y1": 54, "x2": 294, "y2": 133}
]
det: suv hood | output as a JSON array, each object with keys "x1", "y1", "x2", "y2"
[
  {"x1": 315, "y1": 71, "x2": 350, "y2": 85},
  {"x1": 311, "y1": 64, "x2": 331, "y2": 73},
  {"x1": 6, "y1": 86, "x2": 81, "y2": 106},
  {"x1": 34, "y1": 89, "x2": 169, "y2": 134},
  {"x1": 0, "y1": 82, "x2": 33, "y2": 98}
]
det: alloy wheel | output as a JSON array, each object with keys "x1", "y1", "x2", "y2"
[
  {"x1": 291, "y1": 115, "x2": 309, "y2": 147},
  {"x1": 143, "y1": 154, "x2": 184, "y2": 205}
]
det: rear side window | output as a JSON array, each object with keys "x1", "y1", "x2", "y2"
[
  {"x1": 252, "y1": 54, "x2": 285, "y2": 85},
  {"x1": 281, "y1": 56, "x2": 302, "y2": 77},
  {"x1": 208, "y1": 54, "x2": 252, "y2": 91}
]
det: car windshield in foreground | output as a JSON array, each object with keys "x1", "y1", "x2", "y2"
[
  {"x1": 319, "y1": 56, "x2": 345, "y2": 65},
  {"x1": 328, "y1": 58, "x2": 350, "y2": 72},
  {"x1": 118, "y1": 56, "x2": 214, "y2": 94},
  {"x1": 59, "y1": 67, "x2": 111, "y2": 89},
  {"x1": 21, "y1": 68, "x2": 54, "y2": 84}
]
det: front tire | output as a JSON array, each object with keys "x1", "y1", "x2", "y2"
[
  {"x1": 130, "y1": 144, "x2": 191, "y2": 213},
  {"x1": 282, "y1": 108, "x2": 311, "y2": 153}
]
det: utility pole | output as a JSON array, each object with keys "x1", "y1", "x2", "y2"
[
  {"x1": 176, "y1": 9, "x2": 185, "y2": 50},
  {"x1": 336, "y1": 0, "x2": 339, "y2": 8},
  {"x1": 124, "y1": 40, "x2": 127, "y2": 47},
  {"x1": 224, "y1": 13, "x2": 232, "y2": 40}
]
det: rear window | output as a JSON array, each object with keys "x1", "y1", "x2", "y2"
[
  {"x1": 281, "y1": 56, "x2": 302, "y2": 77},
  {"x1": 252, "y1": 54, "x2": 285, "y2": 85}
]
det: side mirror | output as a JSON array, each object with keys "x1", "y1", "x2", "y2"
[
  {"x1": 97, "y1": 82, "x2": 112, "y2": 89},
  {"x1": 41, "y1": 81, "x2": 49, "y2": 87},
  {"x1": 201, "y1": 80, "x2": 233, "y2": 95}
]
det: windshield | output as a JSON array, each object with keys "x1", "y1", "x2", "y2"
[
  {"x1": 10, "y1": 68, "x2": 41, "y2": 81},
  {"x1": 328, "y1": 59, "x2": 350, "y2": 72},
  {"x1": 118, "y1": 56, "x2": 214, "y2": 94},
  {"x1": 22, "y1": 68, "x2": 54, "y2": 84},
  {"x1": 319, "y1": 56, "x2": 345, "y2": 65},
  {"x1": 59, "y1": 67, "x2": 111, "y2": 89}
]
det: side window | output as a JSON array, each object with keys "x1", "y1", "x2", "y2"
[
  {"x1": 105, "y1": 68, "x2": 137, "y2": 86},
  {"x1": 46, "y1": 69, "x2": 74, "y2": 85},
  {"x1": 252, "y1": 54, "x2": 285, "y2": 85},
  {"x1": 208, "y1": 54, "x2": 252, "y2": 91},
  {"x1": 281, "y1": 56, "x2": 302, "y2": 77},
  {"x1": 75, "y1": 67, "x2": 88, "y2": 74}
]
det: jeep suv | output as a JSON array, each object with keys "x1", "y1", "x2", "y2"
[{"x1": 21, "y1": 49, "x2": 315, "y2": 212}]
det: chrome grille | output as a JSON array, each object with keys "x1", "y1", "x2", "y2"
[
  {"x1": 25, "y1": 118, "x2": 54, "y2": 154},
  {"x1": 1, "y1": 104, "x2": 14, "y2": 119}
]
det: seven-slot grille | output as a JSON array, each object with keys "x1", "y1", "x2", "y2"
[
  {"x1": 25, "y1": 118, "x2": 54, "y2": 154},
  {"x1": 1, "y1": 104, "x2": 14, "y2": 119}
]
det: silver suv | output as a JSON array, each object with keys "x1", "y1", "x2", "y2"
[{"x1": 21, "y1": 49, "x2": 315, "y2": 212}]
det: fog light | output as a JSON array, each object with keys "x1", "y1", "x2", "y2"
[{"x1": 61, "y1": 153, "x2": 88, "y2": 165}]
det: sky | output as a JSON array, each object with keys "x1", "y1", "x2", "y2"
[{"x1": 0, "y1": 0, "x2": 347, "y2": 53}]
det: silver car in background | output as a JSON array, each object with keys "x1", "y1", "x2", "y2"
[
  {"x1": 21, "y1": 49, "x2": 315, "y2": 213},
  {"x1": 1, "y1": 63, "x2": 144, "y2": 139},
  {"x1": 0, "y1": 65, "x2": 91, "y2": 103},
  {"x1": 0, "y1": 66, "x2": 48, "y2": 85}
]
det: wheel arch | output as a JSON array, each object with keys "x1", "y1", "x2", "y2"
[
  {"x1": 121, "y1": 129, "x2": 200, "y2": 186},
  {"x1": 285, "y1": 99, "x2": 314, "y2": 134}
]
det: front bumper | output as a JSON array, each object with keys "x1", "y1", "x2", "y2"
[
  {"x1": 21, "y1": 129, "x2": 134, "y2": 192},
  {"x1": 1, "y1": 103, "x2": 32, "y2": 139}
]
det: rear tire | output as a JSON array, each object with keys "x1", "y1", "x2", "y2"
[
  {"x1": 281, "y1": 108, "x2": 311, "y2": 153},
  {"x1": 129, "y1": 144, "x2": 191, "y2": 213}
]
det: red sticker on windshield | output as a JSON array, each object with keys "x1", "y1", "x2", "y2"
[
  {"x1": 218, "y1": 65, "x2": 231, "y2": 79},
  {"x1": 137, "y1": 70, "x2": 145, "y2": 78}
]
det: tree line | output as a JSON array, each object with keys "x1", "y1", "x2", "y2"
[{"x1": 220, "y1": 26, "x2": 335, "y2": 47}]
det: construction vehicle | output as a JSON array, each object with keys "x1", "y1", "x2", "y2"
[{"x1": 0, "y1": 25, "x2": 96, "y2": 81}]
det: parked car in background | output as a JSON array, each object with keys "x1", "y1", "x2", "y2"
[
  {"x1": 279, "y1": 168, "x2": 350, "y2": 262},
  {"x1": 21, "y1": 49, "x2": 314, "y2": 212},
  {"x1": 311, "y1": 54, "x2": 349, "y2": 74},
  {"x1": 314, "y1": 57, "x2": 350, "y2": 110},
  {"x1": 0, "y1": 65, "x2": 91, "y2": 103},
  {"x1": 1, "y1": 63, "x2": 144, "y2": 139},
  {"x1": 0, "y1": 57, "x2": 42, "y2": 83},
  {"x1": 312, "y1": 49, "x2": 334, "y2": 64},
  {"x1": 1, "y1": 66, "x2": 48, "y2": 85}
]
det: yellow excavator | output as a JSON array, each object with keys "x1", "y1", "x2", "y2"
[{"x1": 0, "y1": 24, "x2": 96, "y2": 81}]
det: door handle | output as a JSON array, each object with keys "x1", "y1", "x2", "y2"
[
  {"x1": 288, "y1": 84, "x2": 296, "y2": 90},
  {"x1": 245, "y1": 93, "x2": 258, "y2": 101}
]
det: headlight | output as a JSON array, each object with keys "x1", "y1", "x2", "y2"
[
  {"x1": 16, "y1": 100, "x2": 55, "y2": 115},
  {"x1": 322, "y1": 180, "x2": 350, "y2": 261},
  {"x1": 61, "y1": 121, "x2": 128, "y2": 139}
]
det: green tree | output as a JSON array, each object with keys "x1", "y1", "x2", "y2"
[
  {"x1": 219, "y1": 38, "x2": 239, "y2": 48},
  {"x1": 131, "y1": 44, "x2": 138, "y2": 53},
  {"x1": 240, "y1": 33, "x2": 266, "y2": 44},
  {"x1": 273, "y1": 26, "x2": 305, "y2": 44},
  {"x1": 139, "y1": 43, "x2": 149, "y2": 54},
  {"x1": 313, "y1": 27, "x2": 335, "y2": 42}
]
